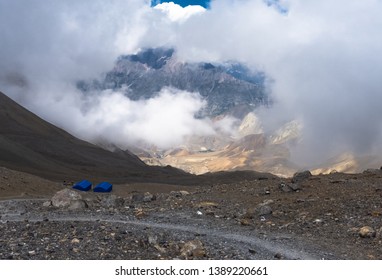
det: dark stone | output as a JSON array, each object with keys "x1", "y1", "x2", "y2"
[
  {"x1": 249, "y1": 248, "x2": 257, "y2": 254},
  {"x1": 131, "y1": 193, "x2": 145, "y2": 202},
  {"x1": 280, "y1": 183, "x2": 292, "y2": 192},
  {"x1": 291, "y1": 170, "x2": 312, "y2": 183},
  {"x1": 257, "y1": 205, "x2": 273, "y2": 216},
  {"x1": 280, "y1": 182, "x2": 301, "y2": 192}
]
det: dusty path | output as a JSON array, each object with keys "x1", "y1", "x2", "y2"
[{"x1": 0, "y1": 198, "x2": 327, "y2": 260}]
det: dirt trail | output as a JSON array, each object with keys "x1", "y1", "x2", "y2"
[{"x1": 0, "y1": 199, "x2": 322, "y2": 260}]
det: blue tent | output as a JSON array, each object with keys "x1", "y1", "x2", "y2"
[
  {"x1": 93, "y1": 182, "x2": 113, "y2": 193},
  {"x1": 72, "y1": 179, "x2": 92, "y2": 191}
]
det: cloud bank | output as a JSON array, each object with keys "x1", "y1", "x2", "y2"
[
  {"x1": 1, "y1": 0, "x2": 382, "y2": 166},
  {"x1": 63, "y1": 87, "x2": 214, "y2": 149},
  {"x1": 148, "y1": 0, "x2": 382, "y2": 164}
]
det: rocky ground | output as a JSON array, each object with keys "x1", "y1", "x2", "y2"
[{"x1": 1, "y1": 167, "x2": 382, "y2": 260}]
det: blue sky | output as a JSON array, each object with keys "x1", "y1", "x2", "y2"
[{"x1": 151, "y1": 0, "x2": 210, "y2": 8}]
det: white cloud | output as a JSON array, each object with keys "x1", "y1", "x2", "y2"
[
  {"x1": 153, "y1": 2, "x2": 206, "y2": 23},
  {"x1": 78, "y1": 88, "x2": 214, "y2": 149},
  {"x1": 22, "y1": 84, "x2": 215, "y2": 149}
]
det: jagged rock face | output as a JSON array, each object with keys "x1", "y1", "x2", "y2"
[{"x1": 78, "y1": 48, "x2": 268, "y2": 117}]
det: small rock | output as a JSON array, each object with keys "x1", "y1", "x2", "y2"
[
  {"x1": 28, "y1": 250, "x2": 36, "y2": 256},
  {"x1": 170, "y1": 190, "x2": 190, "y2": 197},
  {"x1": 258, "y1": 205, "x2": 273, "y2": 216},
  {"x1": 289, "y1": 184, "x2": 301, "y2": 191},
  {"x1": 196, "y1": 201, "x2": 219, "y2": 208},
  {"x1": 42, "y1": 201, "x2": 52, "y2": 207},
  {"x1": 71, "y1": 238, "x2": 80, "y2": 244},
  {"x1": 148, "y1": 235, "x2": 158, "y2": 245},
  {"x1": 154, "y1": 244, "x2": 166, "y2": 254},
  {"x1": 359, "y1": 226, "x2": 376, "y2": 238},
  {"x1": 135, "y1": 208, "x2": 146, "y2": 219},
  {"x1": 243, "y1": 204, "x2": 272, "y2": 219},
  {"x1": 279, "y1": 182, "x2": 292, "y2": 192},
  {"x1": 291, "y1": 170, "x2": 312, "y2": 183},
  {"x1": 248, "y1": 248, "x2": 257, "y2": 254},
  {"x1": 179, "y1": 190, "x2": 190, "y2": 196},
  {"x1": 261, "y1": 199, "x2": 274, "y2": 206},
  {"x1": 280, "y1": 182, "x2": 300, "y2": 192},
  {"x1": 240, "y1": 218, "x2": 251, "y2": 226},
  {"x1": 180, "y1": 240, "x2": 206, "y2": 258}
]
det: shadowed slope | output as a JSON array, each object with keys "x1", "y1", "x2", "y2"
[{"x1": 0, "y1": 91, "x2": 190, "y2": 183}]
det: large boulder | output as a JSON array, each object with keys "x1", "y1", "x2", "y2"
[{"x1": 51, "y1": 189, "x2": 83, "y2": 208}]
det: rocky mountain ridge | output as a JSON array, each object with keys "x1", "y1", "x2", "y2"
[{"x1": 78, "y1": 47, "x2": 268, "y2": 118}]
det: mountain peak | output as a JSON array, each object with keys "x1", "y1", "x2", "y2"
[{"x1": 120, "y1": 48, "x2": 175, "y2": 70}]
